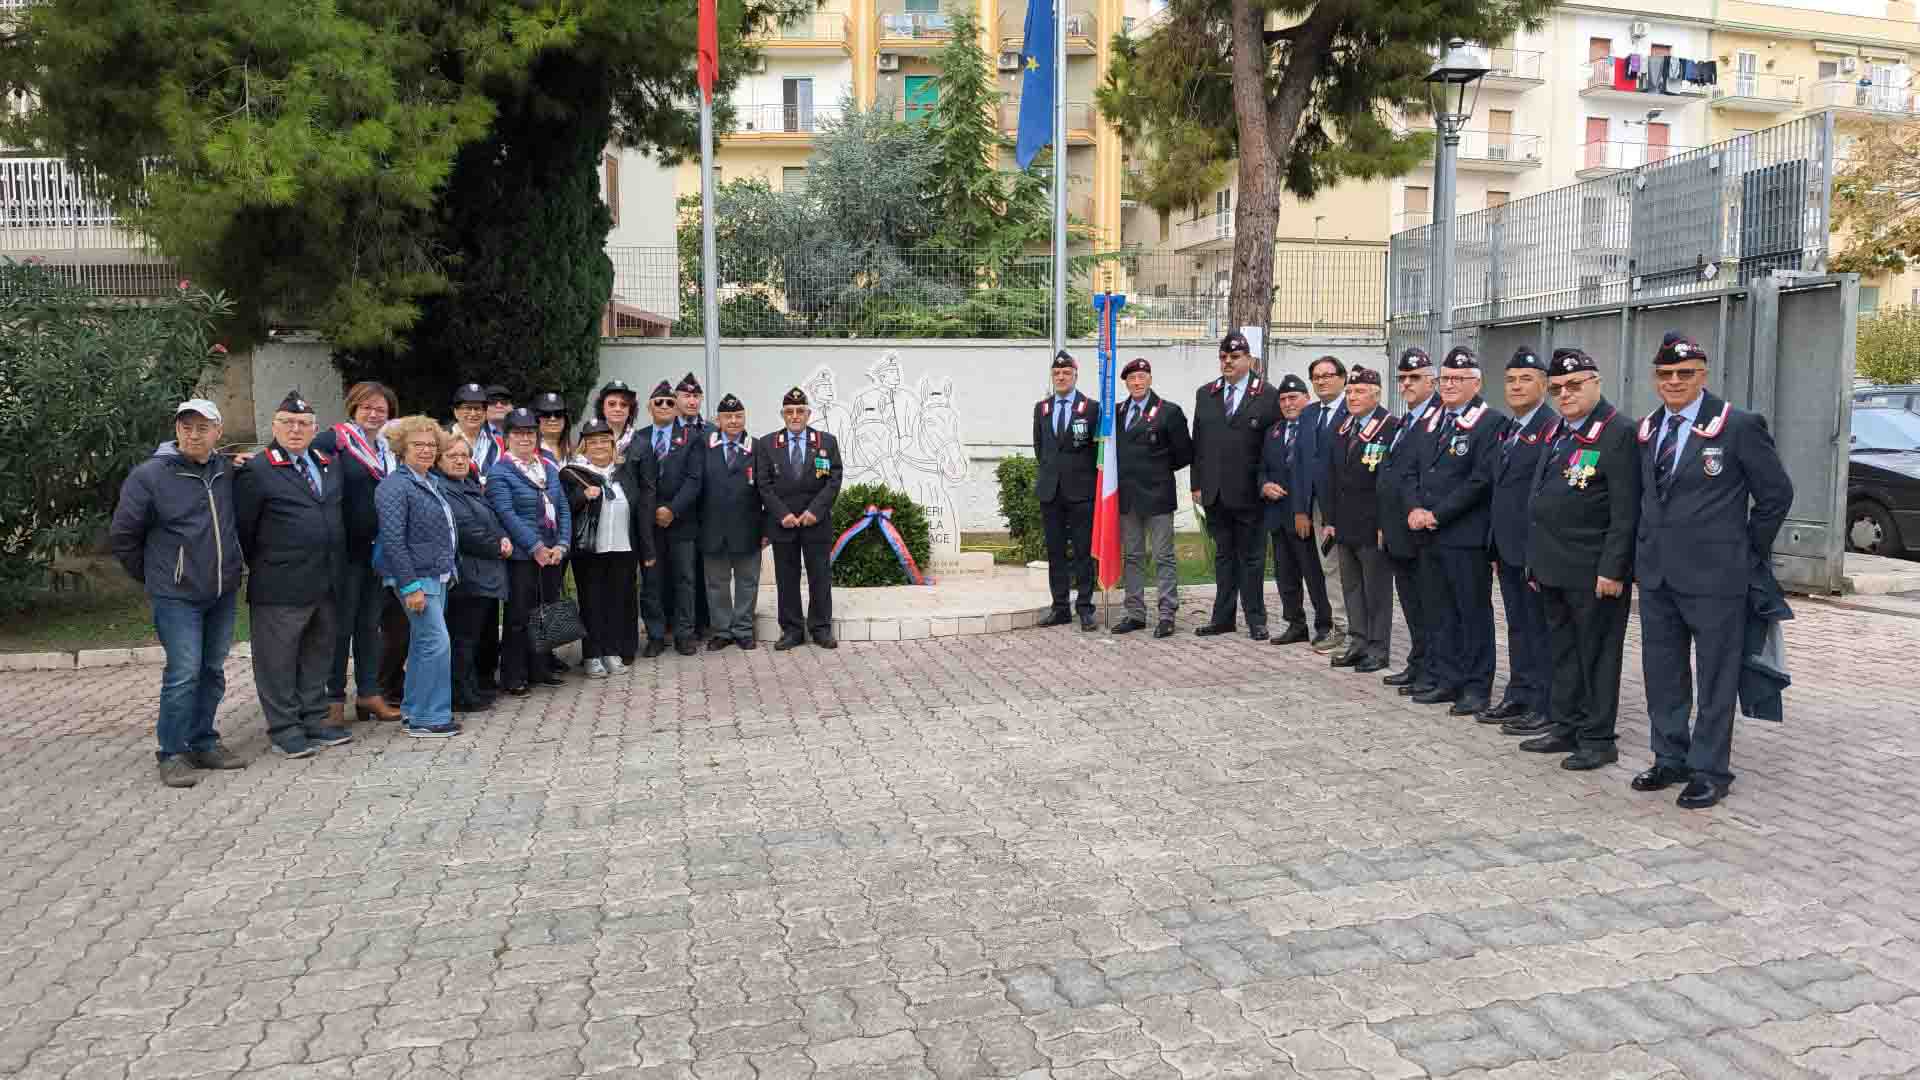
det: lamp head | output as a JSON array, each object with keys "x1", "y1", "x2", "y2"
[{"x1": 1424, "y1": 39, "x2": 1491, "y2": 134}]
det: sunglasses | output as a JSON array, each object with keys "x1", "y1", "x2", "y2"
[
  {"x1": 1653, "y1": 368, "x2": 1706, "y2": 382},
  {"x1": 650, "y1": 398, "x2": 676, "y2": 407},
  {"x1": 1548, "y1": 376, "x2": 1598, "y2": 396}
]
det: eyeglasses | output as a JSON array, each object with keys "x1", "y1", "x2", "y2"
[
  {"x1": 1436, "y1": 375, "x2": 1475, "y2": 386},
  {"x1": 1311, "y1": 371, "x2": 1343, "y2": 381},
  {"x1": 650, "y1": 398, "x2": 676, "y2": 407},
  {"x1": 1548, "y1": 376, "x2": 1598, "y2": 396},
  {"x1": 1653, "y1": 368, "x2": 1706, "y2": 382},
  {"x1": 272, "y1": 416, "x2": 317, "y2": 428}
]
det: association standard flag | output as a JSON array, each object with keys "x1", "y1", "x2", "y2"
[
  {"x1": 1014, "y1": 0, "x2": 1056, "y2": 169},
  {"x1": 1091, "y1": 294, "x2": 1125, "y2": 590}
]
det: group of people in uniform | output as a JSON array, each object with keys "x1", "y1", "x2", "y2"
[{"x1": 1027, "y1": 331, "x2": 1793, "y2": 810}]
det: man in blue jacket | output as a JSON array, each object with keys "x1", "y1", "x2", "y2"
[
  {"x1": 1630, "y1": 334, "x2": 1793, "y2": 809},
  {"x1": 1259, "y1": 374, "x2": 1334, "y2": 646},
  {"x1": 1296, "y1": 355, "x2": 1350, "y2": 654},
  {"x1": 110, "y1": 399, "x2": 247, "y2": 788},
  {"x1": 1480, "y1": 348, "x2": 1557, "y2": 733}
]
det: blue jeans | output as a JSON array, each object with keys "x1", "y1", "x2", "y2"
[
  {"x1": 151, "y1": 591, "x2": 239, "y2": 760},
  {"x1": 399, "y1": 583, "x2": 452, "y2": 727},
  {"x1": 328, "y1": 560, "x2": 385, "y2": 702}
]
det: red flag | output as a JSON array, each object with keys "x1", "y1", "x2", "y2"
[{"x1": 698, "y1": 0, "x2": 719, "y2": 102}]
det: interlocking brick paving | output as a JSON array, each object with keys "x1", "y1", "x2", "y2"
[{"x1": 1, "y1": 593, "x2": 1917, "y2": 1078}]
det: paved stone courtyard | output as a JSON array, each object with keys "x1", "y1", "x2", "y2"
[{"x1": 3, "y1": 594, "x2": 1919, "y2": 1079}]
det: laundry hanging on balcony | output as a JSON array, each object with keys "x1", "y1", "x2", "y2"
[{"x1": 1629, "y1": 54, "x2": 1716, "y2": 94}]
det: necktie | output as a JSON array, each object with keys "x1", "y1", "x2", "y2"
[
  {"x1": 790, "y1": 436, "x2": 804, "y2": 472},
  {"x1": 725, "y1": 439, "x2": 737, "y2": 468},
  {"x1": 1055, "y1": 397, "x2": 1069, "y2": 438},
  {"x1": 1322, "y1": 404, "x2": 1335, "y2": 431},
  {"x1": 1284, "y1": 420, "x2": 1296, "y2": 447},
  {"x1": 1655, "y1": 414, "x2": 1685, "y2": 493},
  {"x1": 1224, "y1": 384, "x2": 1238, "y2": 417},
  {"x1": 653, "y1": 429, "x2": 666, "y2": 457},
  {"x1": 1128, "y1": 401, "x2": 1141, "y2": 430},
  {"x1": 294, "y1": 456, "x2": 318, "y2": 496}
]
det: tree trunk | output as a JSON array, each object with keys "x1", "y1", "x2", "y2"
[{"x1": 1227, "y1": 2, "x2": 1338, "y2": 356}]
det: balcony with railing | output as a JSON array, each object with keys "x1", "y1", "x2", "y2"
[
  {"x1": 748, "y1": 12, "x2": 852, "y2": 53},
  {"x1": 1172, "y1": 211, "x2": 1233, "y2": 251},
  {"x1": 724, "y1": 103, "x2": 845, "y2": 142},
  {"x1": 995, "y1": 7, "x2": 1097, "y2": 54},
  {"x1": 997, "y1": 100, "x2": 1097, "y2": 144},
  {"x1": 1, "y1": 157, "x2": 149, "y2": 256},
  {"x1": 1481, "y1": 47, "x2": 1546, "y2": 91},
  {"x1": 875, "y1": 9, "x2": 955, "y2": 50},
  {"x1": 1574, "y1": 139, "x2": 1696, "y2": 180},
  {"x1": 1710, "y1": 72, "x2": 1800, "y2": 114},
  {"x1": 1580, "y1": 57, "x2": 1708, "y2": 103},
  {"x1": 1811, "y1": 78, "x2": 1919, "y2": 116},
  {"x1": 1450, "y1": 130, "x2": 1542, "y2": 172}
]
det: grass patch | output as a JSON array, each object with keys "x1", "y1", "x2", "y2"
[{"x1": 0, "y1": 558, "x2": 252, "y2": 653}]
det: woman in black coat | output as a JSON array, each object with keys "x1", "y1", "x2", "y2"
[
  {"x1": 436, "y1": 439, "x2": 512, "y2": 712},
  {"x1": 561, "y1": 419, "x2": 655, "y2": 674}
]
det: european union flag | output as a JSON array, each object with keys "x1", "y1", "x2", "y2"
[{"x1": 1015, "y1": 0, "x2": 1055, "y2": 169}]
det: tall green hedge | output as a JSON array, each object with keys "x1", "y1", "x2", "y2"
[
  {"x1": 830, "y1": 483, "x2": 932, "y2": 587},
  {"x1": 994, "y1": 455, "x2": 1045, "y2": 564}
]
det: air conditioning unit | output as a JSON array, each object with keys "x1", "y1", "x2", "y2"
[
  {"x1": 1629, "y1": 21, "x2": 1649, "y2": 39},
  {"x1": 1841, "y1": 56, "x2": 1859, "y2": 73},
  {"x1": 877, "y1": 52, "x2": 900, "y2": 72},
  {"x1": 997, "y1": 50, "x2": 1022, "y2": 72}
]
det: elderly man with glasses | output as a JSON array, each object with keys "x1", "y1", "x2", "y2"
[
  {"x1": 1627, "y1": 333, "x2": 1793, "y2": 809},
  {"x1": 1376, "y1": 348, "x2": 1443, "y2": 694}
]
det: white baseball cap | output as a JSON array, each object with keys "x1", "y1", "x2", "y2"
[{"x1": 174, "y1": 398, "x2": 223, "y2": 424}]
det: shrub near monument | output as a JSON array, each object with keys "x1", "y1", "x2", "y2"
[
  {"x1": 830, "y1": 483, "x2": 932, "y2": 587},
  {"x1": 994, "y1": 456, "x2": 1046, "y2": 564}
]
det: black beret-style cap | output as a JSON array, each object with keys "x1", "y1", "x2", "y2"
[
  {"x1": 716, "y1": 393, "x2": 744, "y2": 413},
  {"x1": 1397, "y1": 347, "x2": 1433, "y2": 372},
  {"x1": 531, "y1": 391, "x2": 566, "y2": 415},
  {"x1": 452, "y1": 382, "x2": 487, "y2": 405},
  {"x1": 1121, "y1": 357, "x2": 1150, "y2": 378},
  {"x1": 275, "y1": 389, "x2": 313, "y2": 415},
  {"x1": 1441, "y1": 346, "x2": 1480, "y2": 371},
  {"x1": 1220, "y1": 331, "x2": 1250, "y2": 354},
  {"x1": 576, "y1": 418, "x2": 613, "y2": 440},
  {"x1": 1507, "y1": 347, "x2": 1545, "y2": 372},
  {"x1": 1276, "y1": 373, "x2": 1309, "y2": 395},
  {"x1": 649, "y1": 380, "x2": 676, "y2": 401},
  {"x1": 1052, "y1": 349, "x2": 1077, "y2": 370},
  {"x1": 1653, "y1": 334, "x2": 1708, "y2": 366},
  {"x1": 504, "y1": 407, "x2": 539, "y2": 430},
  {"x1": 1551, "y1": 348, "x2": 1598, "y2": 375},
  {"x1": 676, "y1": 372, "x2": 703, "y2": 394},
  {"x1": 598, "y1": 379, "x2": 635, "y2": 399},
  {"x1": 1347, "y1": 366, "x2": 1382, "y2": 387},
  {"x1": 484, "y1": 384, "x2": 513, "y2": 402},
  {"x1": 783, "y1": 386, "x2": 809, "y2": 407}
]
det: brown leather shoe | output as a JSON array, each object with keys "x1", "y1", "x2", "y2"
[{"x1": 355, "y1": 695, "x2": 401, "y2": 723}]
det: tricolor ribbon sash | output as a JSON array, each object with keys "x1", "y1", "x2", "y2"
[{"x1": 829, "y1": 505, "x2": 929, "y2": 585}]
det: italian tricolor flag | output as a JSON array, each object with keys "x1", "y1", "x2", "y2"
[{"x1": 1091, "y1": 295, "x2": 1125, "y2": 590}]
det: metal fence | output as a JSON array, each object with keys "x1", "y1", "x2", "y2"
[
  {"x1": 608, "y1": 243, "x2": 1388, "y2": 340},
  {"x1": 1389, "y1": 110, "x2": 1836, "y2": 347}
]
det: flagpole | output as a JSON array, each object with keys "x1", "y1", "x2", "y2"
[
  {"x1": 699, "y1": 99, "x2": 720, "y2": 403},
  {"x1": 1049, "y1": 0, "x2": 1067, "y2": 356}
]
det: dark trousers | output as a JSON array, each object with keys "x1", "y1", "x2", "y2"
[
  {"x1": 447, "y1": 594, "x2": 494, "y2": 705},
  {"x1": 642, "y1": 535, "x2": 698, "y2": 642},
  {"x1": 327, "y1": 559, "x2": 384, "y2": 702},
  {"x1": 1640, "y1": 585, "x2": 1744, "y2": 785},
  {"x1": 1419, "y1": 544, "x2": 1495, "y2": 698},
  {"x1": 1495, "y1": 560, "x2": 1552, "y2": 714},
  {"x1": 575, "y1": 551, "x2": 640, "y2": 661},
  {"x1": 772, "y1": 540, "x2": 833, "y2": 639},
  {"x1": 1337, "y1": 542, "x2": 1394, "y2": 662},
  {"x1": 1041, "y1": 496, "x2": 1095, "y2": 616},
  {"x1": 690, "y1": 556, "x2": 712, "y2": 636},
  {"x1": 250, "y1": 600, "x2": 334, "y2": 745},
  {"x1": 1389, "y1": 552, "x2": 1428, "y2": 679},
  {"x1": 1543, "y1": 583, "x2": 1631, "y2": 751},
  {"x1": 500, "y1": 561, "x2": 545, "y2": 689},
  {"x1": 378, "y1": 591, "x2": 410, "y2": 702},
  {"x1": 474, "y1": 599, "x2": 500, "y2": 686},
  {"x1": 1206, "y1": 502, "x2": 1267, "y2": 629},
  {"x1": 1270, "y1": 527, "x2": 1332, "y2": 633}
]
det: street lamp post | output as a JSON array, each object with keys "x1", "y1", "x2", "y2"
[{"x1": 1424, "y1": 40, "x2": 1490, "y2": 360}]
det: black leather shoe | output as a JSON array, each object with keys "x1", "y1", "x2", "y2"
[
  {"x1": 1038, "y1": 611, "x2": 1073, "y2": 627},
  {"x1": 534, "y1": 673, "x2": 564, "y2": 687},
  {"x1": 642, "y1": 639, "x2": 667, "y2": 659},
  {"x1": 1631, "y1": 765, "x2": 1692, "y2": 792},
  {"x1": 1561, "y1": 748, "x2": 1619, "y2": 771},
  {"x1": 1449, "y1": 695, "x2": 1489, "y2": 716},
  {"x1": 1400, "y1": 682, "x2": 1437, "y2": 697},
  {"x1": 1194, "y1": 623, "x2": 1235, "y2": 637},
  {"x1": 1353, "y1": 657, "x2": 1388, "y2": 674},
  {"x1": 1382, "y1": 668, "x2": 1418, "y2": 687},
  {"x1": 1479, "y1": 699, "x2": 1529, "y2": 721},
  {"x1": 1676, "y1": 777, "x2": 1730, "y2": 809},
  {"x1": 1153, "y1": 620, "x2": 1175, "y2": 638},
  {"x1": 708, "y1": 637, "x2": 734, "y2": 652},
  {"x1": 1329, "y1": 649, "x2": 1363, "y2": 669},
  {"x1": 1111, "y1": 617, "x2": 1147, "y2": 635},
  {"x1": 1080, "y1": 616, "x2": 1098, "y2": 632},
  {"x1": 1247, "y1": 626, "x2": 1268, "y2": 641},
  {"x1": 1519, "y1": 734, "x2": 1577, "y2": 754},
  {"x1": 1500, "y1": 714, "x2": 1552, "y2": 736},
  {"x1": 1273, "y1": 624, "x2": 1310, "y2": 645},
  {"x1": 502, "y1": 684, "x2": 531, "y2": 697},
  {"x1": 674, "y1": 638, "x2": 698, "y2": 657},
  {"x1": 1410, "y1": 686, "x2": 1458, "y2": 705},
  {"x1": 813, "y1": 635, "x2": 839, "y2": 649},
  {"x1": 773, "y1": 635, "x2": 806, "y2": 651}
]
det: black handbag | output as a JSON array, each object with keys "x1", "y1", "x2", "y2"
[{"x1": 531, "y1": 560, "x2": 585, "y2": 654}]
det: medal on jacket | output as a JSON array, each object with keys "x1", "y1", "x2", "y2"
[
  {"x1": 1361, "y1": 442, "x2": 1385, "y2": 472},
  {"x1": 1564, "y1": 449, "x2": 1599, "y2": 488}
]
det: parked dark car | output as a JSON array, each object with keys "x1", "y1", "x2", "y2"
[
  {"x1": 1855, "y1": 384, "x2": 1920, "y2": 415},
  {"x1": 1848, "y1": 405, "x2": 1920, "y2": 558}
]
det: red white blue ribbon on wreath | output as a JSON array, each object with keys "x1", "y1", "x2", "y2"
[{"x1": 829, "y1": 505, "x2": 930, "y2": 585}]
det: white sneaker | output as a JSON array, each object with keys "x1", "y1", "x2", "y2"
[
  {"x1": 606, "y1": 657, "x2": 627, "y2": 675},
  {"x1": 585, "y1": 658, "x2": 608, "y2": 679}
]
